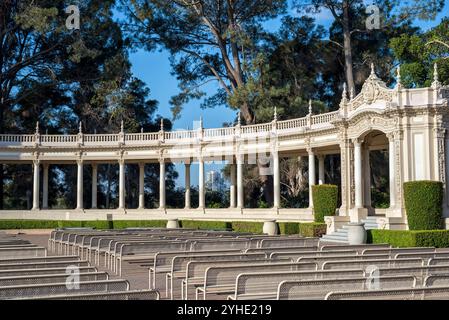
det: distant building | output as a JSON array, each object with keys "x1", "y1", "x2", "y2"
[{"x1": 206, "y1": 170, "x2": 226, "y2": 192}]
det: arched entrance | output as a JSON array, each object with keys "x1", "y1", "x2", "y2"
[{"x1": 360, "y1": 130, "x2": 390, "y2": 216}]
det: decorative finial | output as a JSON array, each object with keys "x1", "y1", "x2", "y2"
[
  {"x1": 160, "y1": 118, "x2": 164, "y2": 131},
  {"x1": 78, "y1": 121, "x2": 82, "y2": 134},
  {"x1": 199, "y1": 116, "x2": 203, "y2": 129},
  {"x1": 396, "y1": 65, "x2": 402, "y2": 86},
  {"x1": 237, "y1": 111, "x2": 241, "y2": 126},
  {"x1": 308, "y1": 100, "x2": 312, "y2": 115},
  {"x1": 340, "y1": 83, "x2": 349, "y2": 107},
  {"x1": 371, "y1": 63, "x2": 375, "y2": 76},
  {"x1": 120, "y1": 120, "x2": 124, "y2": 133},
  {"x1": 350, "y1": 88, "x2": 355, "y2": 100},
  {"x1": 141, "y1": 127, "x2": 144, "y2": 133},
  {"x1": 273, "y1": 106, "x2": 278, "y2": 121},
  {"x1": 35, "y1": 121, "x2": 40, "y2": 135},
  {"x1": 432, "y1": 63, "x2": 441, "y2": 89}
]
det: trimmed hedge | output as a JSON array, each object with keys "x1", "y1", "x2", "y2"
[
  {"x1": 368, "y1": 229, "x2": 449, "y2": 248},
  {"x1": 312, "y1": 184, "x2": 338, "y2": 223},
  {"x1": 299, "y1": 222, "x2": 327, "y2": 237},
  {"x1": 232, "y1": 221, "x2": 264, "y2": 234},
  {"x1": 278, "y1": 223, "x2": 300, "y2": 235},
  {"x1": 0, "y1": 220, "x2": 165, "y2": 230},
  {"x1": 404, "y1": 181, "x2": 444, "y2": 230},
  {"x1": 180, "y1": 220, "x2": 232, "y2": 230}
]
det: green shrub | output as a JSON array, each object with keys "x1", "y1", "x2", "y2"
[
  {"x1": 180, "y1": 220, "x2": 231, "y2": 230},
  {"x1": 312, "y1": 184, "x2": 338, "y2": 223},
  {"x1": 299, "y1": 222, "x2": 327, "y2": 237},
  {"x1": 404, "y1": 181, "x2": 443, "y2": 230},
  {"x1": 278, "y1": 223, "x2": 299, "y2": 235},
  {"x1": 368, "y1": 229, "x2": 449, "y2": 248},
  {"x1": 112, "y1": 220, "x2": 167, "y2": 229},
  {"x1": 232, "y1": 221, "x2": 264, "y2": 234}
]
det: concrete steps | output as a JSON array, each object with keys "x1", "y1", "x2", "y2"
[{"x1": 320, "y1": 216, "x2": 382, "y2": 244}]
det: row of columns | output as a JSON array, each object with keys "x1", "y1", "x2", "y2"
[{"x1": 30, "y1": 151, "x2": 327, "y2": 210}]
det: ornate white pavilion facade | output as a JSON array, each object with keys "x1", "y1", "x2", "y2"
[{"x1": 0, "y1": 65, "x2": 448, "y2": 231}]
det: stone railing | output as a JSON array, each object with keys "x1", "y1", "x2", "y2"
[{"x1": 0, "y1": 110, "x2": 341, "y2": 148}]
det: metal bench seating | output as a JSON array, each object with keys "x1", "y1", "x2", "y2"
[
  {"x1": 0, "y1": 256, "x2": 80, "y2": 265},
  {"x1": 259, "y1": 238, "x2": 319, "y2": 248},
  {"x1": 298, "y1": 254, "x2": 391, "y2": 268},
  {"x1": 0, "y1": 260, "x2": 90, "y2": 271},
  {"x1": 147, "y1": 250, "x2": 242, "y2": 289},
  {"x1": 325, "y1": 286, "x2": 449, "y2": 300},
  {"x1": 276, "y1": 276, "x2": 417, "y2": 300},
  {"x1": 0, "y1": 271, "x2": 109, "y2": 287},
  {"x1": 18, "y1": 289, "x2": 160, "y2": 300},
  {"x1": 428, "y1": 257, "x2": 449, "y2": 266},
  {"x1": 424, "y1": 275, "x2": 449, "y2": 287},
  {"x1": 370, "y1": 265, "x2": 449, "y2": 286},
  {"x1": 0, "y1": 279, "x2": 130, "y2": 299},
  {"x1": 362, "y1": 247, "x2": 437, "y2": 256},
  {"x1": 0, "y1": 266, "x2": 98, "y2": 278},
  {"x1": 269, "y1": 249, "x2": 357, "y2": 261},
  {"x1": 115, "y1": 241, "x2": 189, "y2": 276},
  {"x1": 166, "y1": 253, "x2": 269, "y2": 299},
  {"x1": 0, "y1": 247, "x2": 47, "y2": 259},
  {"x1": 322, "y1": 258, "x2": 425, "y2": 270},
  {"x1": 320, "y1": 244, "x2": 391, "y2": 253},
  {"x1": 192, "y1": 261, "x2": 318, "y2": 300},
  {"x1": 245, "y1": 246, "x2": 319, "y2": 255}
]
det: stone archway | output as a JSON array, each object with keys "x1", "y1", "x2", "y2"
[{"x1": 360, "y1": 130, "x2": 390, "y2": 216}]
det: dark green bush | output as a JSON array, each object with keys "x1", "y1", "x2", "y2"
[
  {"x1": 299, "y1": 222, "x2": 327, "y2": 237},
  {"x1": 368, "y1": 229, "x2": 449, "y2": 248},
  {"x1": 278, "y1": 223, "x2": 299, "y2": 235},
  {"x1": 112, "y1": 220, "x2": 167, "y2": 229},
  {"x1": 312, "y1": 184, "x2": 338, "y2": 223},
  {"x1": 232, "y1": 221, "x2": 264, "y2": 234},
  {"x1": 180, "y1": 220, "x2": 231, "y2": 230},
  {"x1": 404, "y1": 181, "x2": 443, "y2": 230}
]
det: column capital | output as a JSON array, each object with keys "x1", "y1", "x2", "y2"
[
  {"x1": 138, "y1": 162, "x2": 145, "y2": 169},
  {"x1": 33, "y1": 159, "x2": 40, "y2": 166},
  {"x1": 352, "y1": 137, "x2": 364, "y2": 146},
  {"x1": 118, "y1": 158, "x2": 125, "y2": 166},
  {"x1": 76, "y1": 158, "x2": 84, "y2": 166},
  {"x1": 91, "y1": 163, "x2": 98, "y2": 169},
  {"x1": 306, "y1": 146, "x2": 314, "y2": 155}
]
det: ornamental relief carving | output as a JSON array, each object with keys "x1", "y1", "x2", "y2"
[{"x1": 347, "y1": 115, "x2": 396, "y2": 138}]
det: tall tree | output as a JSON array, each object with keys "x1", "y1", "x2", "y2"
[{"x1": 292, "y1": 0, "x2": 445, "y2": 94}]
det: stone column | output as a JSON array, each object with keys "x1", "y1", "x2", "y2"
[
  {"x1": 388, "y1": 134, "x2": 396, "y2": 208},
  {"x1": 237, "y1": 155, "x2": 244, "y2": 209},
  {"x1": 118, "y1": 159, "x2": 125, "y2": 209},
  {"x1": 91, "y1": 164, "x2": 98, "y2": 209},
  {"x1": 185, "y1": 163, "x2": 191, "y2": 209},
  {"x1": 42, "y1": 163, "x2": 49, "y2": 209},
  {"x1": 76, "y1": 159, "x2": 84, "y2": 210},
  {"x1": 230, "y1": 163, "x2": 236, "y2": 208},
  {"x1": 318, "y1": 155, "x2": 325, "y2": 185},
  {"x1": 198, "y1": 158, "x2": 205, "y2": 209},
  {"x1": 308, "y1": 149, "x2": 316, "y2": 208},
  {"x1": 353, "y1": 139, "x2": 363, "y2": 208},
  {"x1": 363, "y1": 146, "x2": 372, "y2": 210},
  {"x1": 273, "y1": 150, "x2": 280, "y2": 208},
  {"x1": 159, "y1": 160, "x2": 166, "y2": 209},
  {"x1": 138, "y1": 163, "x2": 145, "y2": 209},
  {"x1": 32, "y1": 160, "x2": 40, "y2": 210}
]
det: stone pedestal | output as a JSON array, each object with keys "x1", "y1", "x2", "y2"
[
  {"x1": 347, "y1": 223, "x2": 367, "y2": 245},
  {"x1": 166, "y1": 219, "x2": 180, "y2": 229},
  {"x1": 263, "y1": 220, "x2": 279, "y2": 235}
]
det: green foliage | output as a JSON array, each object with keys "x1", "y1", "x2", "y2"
[
  {"x1": 312, "y1": 184, "x2": 338, "y2": 223},
  {"x1": 0, "y1": 220, "x2": 166, "y2": 230},
  {"x1": 404, "y1": 181, "x2": 443, "y2": 230},
  {"x1": 278, "y1": 223, "x2": 300, "y2": 235},
  {"x1": 180, "y1": 220, "x2": 232, "y2": 230},
  {"x1": 232, "y1": 221, "x2": 264, "y2": 234},
  {"x1": 368, "y1": 229, "x2": 449, "y2": 248},
  {"x1": 112, "y1": 220, "x2": 167, "y2": 229},
  {"x1": 298, "y1": 222, "x2": 327, "y2": 237}
]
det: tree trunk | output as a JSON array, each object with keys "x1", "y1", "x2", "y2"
[
  {"x1": 343, "y1": 0, "x2": 356, "y2": 94},
  {"x1": 105, "y1": 164, "x2": 111, "y2": 209}
]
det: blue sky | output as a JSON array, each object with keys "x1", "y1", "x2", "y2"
[{"x1": 128, "y1": 2, "x2": 449, "y2": 187}]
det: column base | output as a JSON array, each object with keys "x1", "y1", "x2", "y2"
[{"x1": 349, "y1": 207, "x2": 368, "y2": 223}]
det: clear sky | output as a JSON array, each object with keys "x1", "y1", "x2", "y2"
[{"x1": 127, "y1": 2, "x2": 449, "y2": 187}]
